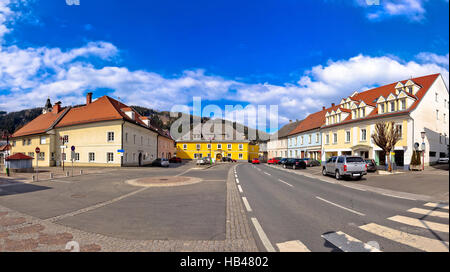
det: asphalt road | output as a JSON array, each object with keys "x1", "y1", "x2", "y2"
[{"x1": 236, "y1": 163, "x2": 449, "y2": 252}]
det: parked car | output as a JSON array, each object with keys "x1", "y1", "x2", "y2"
[
  {"x1": 301, "y1": 158, "x2": 321, "y2": 167},
  {"x1": 268, "y1": 157, "x2": 281, "y2": 164},
  {"x1": 322, "y1": 156, "x2": 367, "y2": 180},
  {"x1": 252, "y1": 158, "x2": 260, "y2": 164},
  {"x1": 197, "y1": 157, "x2": 210, "y2": 165},
  {"x1": 169, "y1": 157, "x2": 182, "y2": 163},
  {"x1": 438, "y1": 157, "x2": 449, "y2": 164},
  {"x1": 365, "y1": 159, "x2": 378, "y2": 172},
  {"x1": 283, "y1": 158, "x2": 306, "y2": 169},
  {"x1": 222, "y1": 157, "x2": 236, "y2": 162},
  {"x1": 152, "y1": 158, "x2": 170, "y2": 167},
  {"x1": 278, "y1": 158, "x2": 288, "y2": 165}
]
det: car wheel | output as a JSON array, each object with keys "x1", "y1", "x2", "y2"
[
  {"x1": 335, "y1": 170, "x2": 341, "y2": 180},
  {"x1": 322, "y1": 168, "x2": 327, "y2": 176}
]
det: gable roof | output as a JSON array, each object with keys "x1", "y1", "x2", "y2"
[
  {"x1": 276, "y1": 120, "x2": 303, "y2": 138},
  {"x1": 12, "y1": 108, "x2": 69, "y2": 137},
  {"x1": 0, "y1": 144, "x2": 10, "y2": 152},
  {"x1": 288, "y1": 108, "x2": 328, "y2": 136},
  {"x1": 5, "y1": 153, "x2": 33, "y2": 161}
]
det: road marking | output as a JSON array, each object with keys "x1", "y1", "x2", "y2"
[
  {"x1": 264, "y1": 172, "x2": 271, "y2": 176},
  {"x1": 251, "y1": 218, "x2": 276, "y2": 252},
  {"x1": 381, "y1": 193, "x2": 417, "y2": 201},
  {"x1": 388, "y1": 215, "x2": 449, "y2": 233},
  {"x1": 360, "y1": 223, "x2": 449, "y2": 252},
  {"x1": 276, "y1": 240, "x2": 310, "y2": 252},
  {"x1": 238, "y1": 185, "x2": 243, "y2": 193},
  {"x1": 242, "y1": 197, "x2": 252, "y2": 212},
  {"x1": 407, "y1": 208, "x2": 449, "y2": 219},
  {"x1": 235, "y1": 178, "x2": 239, "y2": 184},
  {"x1": 321, "y1": 231, "x2": 381, "y2": 252},
  {"x1": 424, "y1": 202, "x2": 449, "y2": 210},
  {"x1": 340, "y1": 183, "x2": 366, "y2": 192},
  {"x1": 316, "y1": 197, "x2": 365, "y2": 216},
  {"x1": 278, "y1": 179, "x2": 293, "y2": 187}
]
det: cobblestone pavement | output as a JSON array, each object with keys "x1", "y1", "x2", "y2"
[{"x1": 0, "y1": 165, "x2": 258, "y2": 252}]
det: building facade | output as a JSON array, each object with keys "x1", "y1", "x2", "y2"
[
  {"x1": 11, "y1": 93, "x2": 164, "y2": 167},
  {"x1": 320, "y1": 74, "x2": 449, "y2": 169},
  {"x1": 267, "y1": 120, "x2": 302, "y2": 158},
  {"x1": 176, "y1": 141, "x2": 259, "y2": 161}
]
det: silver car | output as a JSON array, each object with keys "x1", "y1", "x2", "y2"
[{"x1": 322, "y1": 156, "x2": 367, "y2": 180}]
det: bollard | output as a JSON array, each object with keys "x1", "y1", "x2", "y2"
[
  {"x1": 32, "y1": 175, "x2": 36, "y2": 182},
  {"x1": 50, "y1": 173, "x2": 54, "y2": 179},
  {"x1": 80, "y1": 170, "x2": 83, "y2": 175},
  {"x1": 66, "y1": 171, "x2": 70, "y2": 177}
]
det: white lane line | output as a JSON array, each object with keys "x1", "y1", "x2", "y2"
[
  {"x1": 321, "y1": 231, "x2": 381, "y2": 252},
  {"x1": 388, "y1": 215, "x2": 449, "y2": 233},
  {"x1": 278, "y1": 179, "x2": 293, "y2": 187},
  {"x1": 360, "y1": 223, "x2": 449, "y2": 252},
  {"x1": 424, "y1": 202, "x2": 449, "y2": 210},
  {"x1": 238, "y1": 185, "x2": 243, "y2": 193},
  {"x1": 316, "y1": 197, "x2": 365, "y2": 216},
  {"x1": 235, "y1": 178, "x2": 240, "y2": 184},
  {"x1": 264, "y1": 172, "x2": 271, "y2": 176},
  {"x1": 407, "y1": 208, "x2": 449, "y2": 219},
  {"x1": 251, "y1": 217, "x2": 276, "y2": 252},
  {"x1": 242, "y1": 197, "x2": 252, "y2": 212},
  {"x1": 381, "y1": 193, "x2": 417, "y2": 201},
  {"x1": 340, "y1": 183, "x2": 366, "y2": 192},
  {"x1": 276, "y1": 240, "x2": 310, "y2": 252}
]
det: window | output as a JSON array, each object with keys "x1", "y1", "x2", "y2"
[
  {"x1": 72, "y1": 152, "x2": 80, "y2": 161},
  {"x1": 133, "y1": 135, "x2": 136, "y2": 144},
  {"x1": 107, "y1": 152, "x2": 114, "y2": 162},
  {"x1": 89, "y1": 152, "x2": 95, "y2": 162},
  {"x1": 125, "y1": 153, "x2": 128, "y2": 162},
  {"x1": 429, "y1": 151, "x2": 436, "y2": 157},
  {"x1": 408, "y1": 86, "x2": 412, "y2": 93},
  {"x1": 227, "y1": 144, "x2": 232, "y2": 150},
  {"x1": 361, "y1": 108, "x2": 365, "y2": 117},
  {"x1": 12, "y1": 141, "x2": 16, "y2": 147},
  {"x1": 390, "y1": 101, "x2": 395, "y2": 112},
  {"x1": 239, "y1": 153, "x2": 243, "y2": 159},
  {"x1": 51, "y1": 152, "x2": 55, "y2": 160},
  {"x1": 435, "y1": 93, "x2": 438, "y2": 102},
  {"x1": 62, "y1": 135, "x2": 69, "y2": 144},
  {"x1": 380, "y1": 104, "x2": 385, "y2": 114},
  {"x1": 361, "y1": 129, "x2": 367, "y2": 141},
  {"x1": 196, "y1": 144, "x2": 201, "y2": 150},
  {"x1": 345, "y1": 131, "x2": 351, "y2": 143},
  {"x1": 23, "y1": 139, "x2": 26, "y2": 146},
  {"x1": 133, "y1": 153, "x2": 136, "y2": 162},
  {"x1": 28, "y1": 152, "x2": 34, "y2": 158},
  {"x1": 238, "y1": 144, "x2": 243, "y2": 150},
  {"x1": 436, "y1": 110, "x2": 439, "y2": 120},
  {"x1": 38, "y1": 152, "x2": 45, "y2": 161},
  {"x1": 183, "y1": 144, "x2": 187, "y2": 150},
  {"x1": 207, "y1": 144, "x2": 211, "y2": 149},
  {"x1": 396, "y1": 124, "x2": 403, "y2": 139},
  {"x1": 316, "y1": 133, "x2": 319, "y2": 143},
  {"x1": 217, "y1": 144, "x2": 222, "y2": 149},
  {"x1": 400, "y1": 99, "x2": 406, "y2": 110},
  {"x1": 308, "y1": 135, "x2": 312, "y2": 144},
  {"x1": 125, "y1": 133, "x2": 128, "y2": 142},
  {"x1": 440, "y1": 134, "x2": 442, "y2": 144},
  {"x1": 338, "y1": 157, "x2": 345, "y2": 163},
  {"x1": 444, "y1": 113, "x2": 447, "y2": 124},
  {"x1": 325, "y1": 134, "x2": 330, "y2": 144},
  {"x1": 227, "y1": 153, "x2": 232, "y2": 158},
  {"x1": 300, "y1": 136, "x2": 303, "y2": 145},
  {"x1": 40, "y1": 136, "x2": 46, "y2": 145},
  {"x1": 333, "y1": 133, "x2": 337, "y2": 144},
  {"x1": 440, "y1": 152, "x2": 446, "y2": 158},
  {"x1": 107, "y1": 132, "x2": 114, "y2": 142}
]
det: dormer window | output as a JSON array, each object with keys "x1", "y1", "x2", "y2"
[
  {"x1": 380, "y1": 104, "x2": 385, "y2": 113},
  {"x1": 390, "y1": 101, "x2": 395, "y2": 112},
  {"x1": 408, "y1": 86, "x2": 412, "y2": 93},
  {"x1": 400, "y1": 99, "x2": 406, "y2": 110},
  {"x1": 361, "y1": 108, "x2": 365, "y2": 117}
]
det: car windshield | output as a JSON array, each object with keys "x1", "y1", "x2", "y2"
[{"x1": 346, "y1": 157, "x2": 364, "y2": 163}]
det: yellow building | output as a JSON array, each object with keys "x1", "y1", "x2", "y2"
[
  {"x1": 10, "y1": 93, "x2": 173, "y2": 167},
  {"x1": 176, "y1": 141, "x2": 259, "y2": 161}
]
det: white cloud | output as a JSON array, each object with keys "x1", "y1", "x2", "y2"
[
  {"x1": 0, "y1": 0, "x2": 448, "y2": 130},
  {"x1": 355, "y1": 0, "x2": 436, "y2": 22}
]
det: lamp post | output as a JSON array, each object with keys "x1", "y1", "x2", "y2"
[{"x1": 421, "y1": 131, "x2": 426, "y2": 171}]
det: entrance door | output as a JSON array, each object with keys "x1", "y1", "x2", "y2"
[
  {"x1": 138, "y1": 153, "x2": 142, "y2": 166},
  {"x1": 394, "y1": 150, "x2": 404, "y2": 167}
]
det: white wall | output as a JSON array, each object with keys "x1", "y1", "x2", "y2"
[{"x1": 123, "y1": 122, "x2": 158, "y2": 166}]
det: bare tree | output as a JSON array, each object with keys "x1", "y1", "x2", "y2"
[{"x1": 371, "y1": 121, "x2": 401, "y2": 172}]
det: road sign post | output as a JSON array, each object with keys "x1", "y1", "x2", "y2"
[
  {"x1": 35, "y1": 147, "x2": 40, "y2": 181},
  {"x1": 71, "y1": 146, "x2": 75, "y2": 177}
]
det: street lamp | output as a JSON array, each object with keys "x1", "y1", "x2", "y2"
[{"x1": 421, "y1": 131, "x2": 426, "y2": 171}]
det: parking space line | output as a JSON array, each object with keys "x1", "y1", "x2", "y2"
[
  {"x1": 251, "y1": 217, "x2": 276, "y2": 252},
  {"x1": 316, "y1": 196, "x2": 365, "y2": 216},
  {"x1": 242, "y1": 197, "x2": 252, "y2": 212},
  {"x1": 278, "y1": 179, "x2": 293, "y2": 187}
]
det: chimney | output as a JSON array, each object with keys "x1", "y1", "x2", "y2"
[
  {"x1": 322, "y1": 106, "x2": 326, "y2": 111},
  {"x1": 53, "y1": 102, "x2": 61, "y2": 114},
  {"x1": 331, "y1": 103, "x2": 335, "y2": 107},
  {"x1": 86, "y1": 92, "x2": 93, "y2": 105}
]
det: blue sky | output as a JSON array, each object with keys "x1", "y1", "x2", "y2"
[{"x1": 0, "y1": 0, "x2": 449, "y2": 131}]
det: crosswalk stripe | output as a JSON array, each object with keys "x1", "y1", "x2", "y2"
[
  {"x1": 321, "y1": 231, "x2": 381, "y2": 252},
  {"x1": 360, "y1": 223, "x2": 449, "y2": 252},
  {"x1": 424, "y1": 202, "x2": 449, "y2": 210},
  {"x1": 388, "y1": 215, "x2": 449, "y2": 233},
  {"x1": 408, "y1": 208, "x2": 449, "y2": 219},
  {"x1": 277, "y1": 240, "x2": 310, "y2": 252}
]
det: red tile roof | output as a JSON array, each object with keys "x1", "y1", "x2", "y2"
[
  {"x1": 5, "y1": 153, "x2": 33, "y2": 161},
  {"x1": 288, "y1": 108, "x2": 328, "y2": 135},
  {"x1": 12, "y1": 108, "x2": 69, "y2": 137},
  {"x1": 0, "y1": 144, "x2": 10, "y2": 152}
]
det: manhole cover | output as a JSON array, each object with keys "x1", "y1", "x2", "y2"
[{"x1": 125, "y1": 176, "x2": 202, "y2": 187}]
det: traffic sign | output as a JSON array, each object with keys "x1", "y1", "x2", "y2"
[
  {"x1": 35, "y1": 147, "x2": 40, "y2": 153},
  {"x1": 117, "y1": 149, "x2": 124, "y2": 153},
  {"x1": 71, "y1": 145, "x2": 75, "y2": 151},
  {"x1": 60, "y1": 145, "x2": 67, "y2": 149}
]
